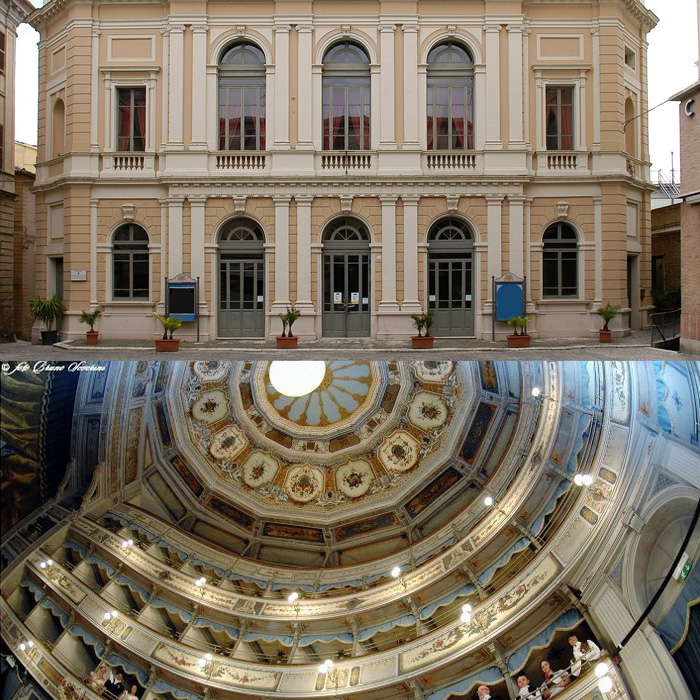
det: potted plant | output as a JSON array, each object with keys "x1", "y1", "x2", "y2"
[
  {"x1": 596, "y1": 303, "x2": 620, "y2": 343},
  {"x1": 152, "y1": 313, "x2": 182, "y2": 351},
  {"x1": 506, "y1": 315, "x2": 532, "y2": 348},
  {"x1": 410, "y1": 312, "x2": 435, "y2": 349},
  {"x1": 276, "y1": 306, "x2": 301, "y2": 348},
  {"x1": 29, "y1": 294, "x2": 66, "y2": 345},
  {"x1": 79, "y1": 308, "x2": 101, "y2": 345}
]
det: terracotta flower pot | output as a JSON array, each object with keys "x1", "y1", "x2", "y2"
[
  {"x1": 411, "y1": 336, "x2": 435, "y2": 349},
  {"x1": 507, "y1": 334, "x2": 531, "y2": 348},
  {"x1": 86, "y1": 331, "x2": 99, "y2": 345},
  {"x1": 155, "y1": 338, "x2": 181, "y2": 352},
  {"x1": 276, "y1": 336, "x2": 298, "y2": 349},
  {"x1": 599, "y1": 330, "x2": 612, "y2": 343}
]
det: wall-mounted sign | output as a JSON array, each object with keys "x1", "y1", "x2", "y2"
[{"x1": 71, "y1": 270, "x2": 87, "y2": 281}]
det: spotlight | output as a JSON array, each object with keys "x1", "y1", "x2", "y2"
[
  {"x1": 47, "y1": 559, "x2": 53, "y2": 566},
  {"x1": 531, "y1": 387, "x2": 542, "y2": 398},
  {"x1": 121, "y1": 539, "x2": 134, "y2": 548},
  {"x1": 318, "y1": 658, "x2": 334, "y2": 673},
  {"x1": 484, "y1": 495, "x2": 494, "y2": 507},
  {"x1": 391, "y1": 566, "x2": 401, "y2": 578},
  {"x1": 39, "y1": 562, "x2": 46, "y2": 569},
  {"x1": 574, "y1": 475, "x2": 584, "y2": 486},
  {"x1": 287, "y1": 591, "x2": 299, "y2": 603},
  {"x1": 204, "y1": 653, "x2": 213, "y2": 661},
  {"x1": 27, "y1": 641, "x2": 33, "y2": 648},
  {"x1": 195, "y1": 577, "x2": 206, "y2": 586},
  {"x1": 462, "y1": 603, "x2": 473, "y2": 613},
  {"x1": 581, "y1": 474, "x2": 594, "y2": 486},
  {"x1": 111, "y1": 610, "x2": 118, "y2": 618},
  {"x1": 598, "y1": 676, "x2": 613, "y2": 693},
  {"x1": 595, "y1": 662, "x2": 609, "y2": 679},
  {"x1": 103, "y1": 613, "x2": 112, "y2": 621},
  {"x1": 198, "y1": 658, "x2": 206, "y2": 667},
  {"x1": 460, "y1": 609, "x2": 472, "y2": 623},
  {"x1": 19, "y1": 643, "x2": 26, "y2": 652}
]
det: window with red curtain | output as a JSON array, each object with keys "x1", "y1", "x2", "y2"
[
  {"x1": 322, "y1": 42, "x2": 371, "y2": 150},
  {"x1": 427, "y1": 42, "x2": 474, "y2": 150},
  {"x1": 218, "y1": 42, "x2": 266, "y2": 151},
  {"x1": 545, "y1": 86, "x2": 574, "y2": 150},
  {"x1": 116, "y1": 88, "x2": 146, "y2": 152}
]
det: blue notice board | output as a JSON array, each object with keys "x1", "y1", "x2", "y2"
[{"x1": 495, "y1": 282, "x2": 524, "y2": 321}]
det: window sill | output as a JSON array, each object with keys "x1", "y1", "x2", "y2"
[{"x1": 536, "y1": 298, "x2": 590, "y2": 305}]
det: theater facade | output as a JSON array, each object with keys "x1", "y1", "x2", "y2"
[{"x1": 27, "y1": 0, "x2": 658, "y2": 341}]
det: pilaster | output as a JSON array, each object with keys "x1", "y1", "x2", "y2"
[
  {"x1": 189, "y1": 197, "x2": 208, "y2": 311},
  {"x1": 167, "y1": 196, "x2": 185, "y2": 276},
  {"x1": 484, "y1": 24, "x2": 502, "y2": 149},
  {"x1": 272, "y1": 24, "x2": 291, "y2": 149},
  {"x1": 401, "y1": 196, "x2": 422, "y2": 313},
  {"x1": 486, "y1": 195, "x2": 504, "y2": 299},
  {"x1": 506, "y1": 24, "x2": 525, "y2": 147},
  {"x1": 297, "y1": 26, "x2": 314, "y2": 150},
  {"x1": 167, "y1": 26, "x2": 186, "y2": 147},
  {"x1": 508, "y1": 195, "x2": 526, "y2": 277},
  {"x1": 190, "y1": 26, "x2": 209, "y2": 150},
  {"x1": 294, "y1": 196, "x2": 314, "y2": 310},
  {"x1": 272, "y1": 196, "x2": 292, "y2": 313},
  {"x1": 378, "y1": 196, "x2": 400, "y2": 312},
  {"x1": 378, "y1": 24, "x2": 397, "y2": 149},
  {"x1": 402, "y1": 25, "x2": 420, "y2": 149}
]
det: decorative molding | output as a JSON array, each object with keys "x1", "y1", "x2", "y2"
[
  {"x1": 122, "y1": 204, "x2": 135, "y2": 220},
  {"x1": 447, "y1": 25, "x2": 457, "y2": 36},
  {"x1": 341, "y1": 25, "x2": 351, "y2": 37},
  {"x1": 233, "y1": 197, "x2": 247, "y2": 213},
  {"x1": 191, "y1": 25, "x2": 209, "y2": 34},
  {"x1": 446, "y1": 196, "x2": 459, "y2": 211},
  {"x1": 340, "y1": 196, "x2": 353, "y2": 212},
  {"x1": 379, "y1": 24, "x2": 397, "y2": 33},
  {"x1": 556, "y1": 201, "x2": 570, "y2": 219},
  {"x1": 235, "y1": 25, "x2": 246, "y2": 37},
  {"x1": 483, "y1": 25, "x2": 502, "y2": 33},
  {"x1": 273, "y1": 24, "x2": 292, "y2": 33}
]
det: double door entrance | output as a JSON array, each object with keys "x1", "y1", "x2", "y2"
[
  {"x1": 322, "y1": 251, "x2": 371, "y2": 337},
  {"x1": 218, "y1": 255, "x2": 265, "y2": 337},
  {"x1": 428, "y1": 254, "x2": 474, "y2": 336}
]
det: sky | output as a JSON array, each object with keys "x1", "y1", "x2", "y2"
[{"x1": 14, "y1": 0, "x2": 700, "y2": 182}]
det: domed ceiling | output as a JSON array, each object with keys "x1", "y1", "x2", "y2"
[{"x1": 135, "y1": 360, "x2": 548, "y2": 567}]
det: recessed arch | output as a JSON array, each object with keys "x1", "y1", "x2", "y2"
[
  {"x1": 52, "y1": 97, "x2": 65, "y2": 159},
  {"x1": 315, "y1": 31, "x2": 377, "y2": 66},
  {"x1": 210, "y1": 31, "x2": 272, "y2": 66},
  {"x1": 420, "y1": 30, "x2": 483, "y2": 65}
]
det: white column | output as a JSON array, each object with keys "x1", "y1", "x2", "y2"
[
  {"x1": 272, "y1": 24, "x2": 291, "y2": 149},
  {"x1": 525, "y1": 197, "x2": 532, "y2": 295},
  {"x1": 91, "y1": 28, "x2": 100, "y2": 150},
  {"x1": 168, "y1": 197, "x2": 184, "y2": 276},
  {"x1": 159, "y1": 199, "x2": 168, "y2": 306},
  {"x1": 506, "y1": 24, "x2": 525, "y2": 146},
  {"x1": 378, "y1": 24, "x2": 397, "y2": 149},
  {"x1": 90, "y1": 199, "x2": 98, "y2": 305},
  {"x1": 104, "y1": 73, "x2": 112, "y2": 151},
  {"x1": 523, "y1": 29, "x2": 530, "y2": 146},
  {"x1": 148, "y1": 74, "x2": 157, "y2": 152},
  {"x1": 402, "y1": 196, "x2": 421, "y2": 312},
  {"x1": 578, "y1": 69, "x2": 587, "y2": 152},
  {"x1": 486, "y1": 195, "x2": 503, "y2": 299},
  {"x1": 272, "y1": 196, "x2": 291, "y2": 310},
  {"x1": 379, "y1": 197, "x2": 400, "y2": 311},
  {"x1": 594, "y1": 195, "x2": 603, "y2": 305},
  {"x1": 206, "y1": 64, "x2": 218, "y2": 151},
  {"x1": 295, "y1": 196, "x2": 314, "y2": 308},
  {"x1": 591, "y1": 25, "x2": 601, "y2": 149},
  {"x1": 484, "y1": 24, "x2": 502, "y2": 149},
  {"x1": 168, "y1": 25, "x2": 185, "y2": 147},
  {"x1": 312, "y1": 64, "x2": 323, "y2": 150},
  {"x1": 160, "y1": 28, "x2": 170, "y2": 149},
  {"x1": 402, "y1": 25, "x2": 420, "y2": 149},
  {"x1": 508, "y1": 195, "x2": 525, "y2": 276},
  {"x1": 297, "y1": 25, "x2": 314, "y2": 150},
  {"x1": 189, "y1": 197, "x2": 207, "y2": 310},
  {"x1": 191, "y1": 25, "x2": 209, "y2": 149}
]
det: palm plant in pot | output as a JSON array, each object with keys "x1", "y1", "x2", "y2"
[
  {"x1": 152, "y1": 313, "x2": 182, "y2": 351},
  {"x1": 410, "y1": 312, "x2": 435, "y2": 349},
  {"x1": 276, "y1": 306, "x2": 301, "y2": 348},
  {"x1": 506, "y1": 315, "x2": 532, "y2": 348},
  {"x1": 79, "y1": 308, "x2": 101, "y2": 345},
  {"x1": 29, "y1": 294, "x2": 66, "y2": 345},
  {"x1": 596, "y1": 303, "x2": 620, "y2": 343}
]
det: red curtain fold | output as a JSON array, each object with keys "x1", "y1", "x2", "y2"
[
  {"x1": 135, "y1": 89, "x2": 146, "y2": 151},
  {"x1": 452, "y1": 88, "x2": 465, "y2": 149},
  {"x1": 560, "y1": 101, "x2": 573, "y2": 150},
  {"x1": 118, "y1": 102, "x2": 131, "y2": 151}
]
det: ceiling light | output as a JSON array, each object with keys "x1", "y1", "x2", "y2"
[
  {"x1": 27, "y1": 641, "x2": 33, "y2": 648},
  {"x1": 39, "y1": 562, "x2": 46, "y2": 569},
  {"x1": 460, "y1": 610, "x2": 472, "y2": 623},
  {"x1": 198, "y1": 658, "x2": 206, "y2": 667},
  {"x1": 574, "y1": 474, "x2": 584, "y2": 486},
  {"x1": 269, "y1": 361, "x2": 326, "y2": 397},
  {"x1": 581, "y1": 474, "x2": 594, "y2": 486},
  {"x1": 598, "y1": 676, "x2": 613, "y2": 693},
  {"x1": 531, "y1": 387, "x2": 542, "y2": 398},
  {"x1": 47, "y1": 559, "x2": 53, "y2": 566},
  {"x1": 111, "y1": 610, "x2": 118, "y2": 618},
  {"x1": 19, "y1": 643, "x2": 26, "y2": 651},
  {"x1": 595, "y1": 662, "x2": 609, "y2": 678},
  {"x1": 484, "y1": 495, "x2": 494, "y2": 507},
  {"x1": 121, "y1": 539, "x2": 133, "y2": 548},
  {"x1": 462, "y1": 603, "x2": 472, "y2": 613},
  {"x1": 287, "y1": 591, "x2": 299, "y2": 603},
  {"x1": 103, "y1": 613, "x2": 112, "y2": 621},
  {"x1": 196, "y1": 577, "x2": 206, "y2": 586},
  {"x1": 391, "y1": 566, "x2": 401, "y2": 578},
  {"x1": 204, "y1": 653, "x2": 213, "y2": 661}
]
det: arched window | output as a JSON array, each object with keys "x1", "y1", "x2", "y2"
[
  {"x1": 542, "y1": 223, "x2": 578, "y2": 297},
  {"x1": 52, "y1": 98, "x2": 65, "y2": 158},
  {"x1": 113, "y1": 224, "x2": 149, "y2": 299},
  {"x1": 322, "y1": 42, "x2": 371, "y2": 151},
  {"x1": 322, "y1": 217, "x2": 370, "y2": 242},
  {"x1": 219, "y1": 42, "x2": 266, "y2": 151},
  {"x1": 427, "y1": 42, "x2": 474, "y2": 150}
]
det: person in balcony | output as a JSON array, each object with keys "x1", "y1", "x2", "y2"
[
  {"x1": 568, "y1": 634, "x2": 601, "y2": 676},
  {"x1": 86, "y1": 666, "x2": 108, "y2": 692},
  {"x1": 119, "y1": 685, "x2": 139, "y2": 700},
  {"x1": 517, "y1": 674, "x2": 542, "y2": 699},
  {"x1": 476, "y1": 684, "x2": 493, "y2": 699},
  {"x1": 540, "y1": 659, "x2": 569, "y2": 698},
  {"x1": 103, "y1": 671, "x2": 125, "y2": 698}
]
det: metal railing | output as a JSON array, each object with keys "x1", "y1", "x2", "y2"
[{"x1": 650, "y1": 308, "x2": 681, "y2": 349}]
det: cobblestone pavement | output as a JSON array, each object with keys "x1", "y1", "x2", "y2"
[{"x1": 1, "y1": 331, "x2": 697, "y2": 361}]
